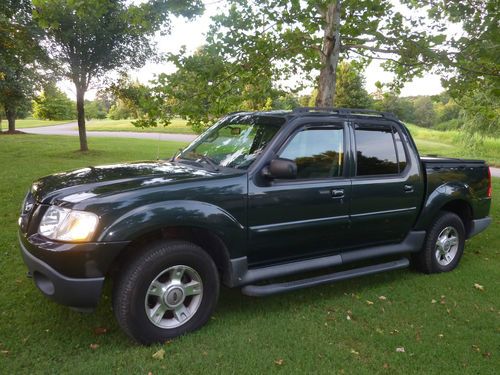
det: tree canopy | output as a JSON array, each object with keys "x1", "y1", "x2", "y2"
[
  {"x1": 206, "y1": 0, "x2": 447, "y2": 107},
  {"x1": 0, "y1": 0, "x2": 50, "y2": 132},
  {"x1": 33, "y1": 0, "x2": 204, "y2": 150}
]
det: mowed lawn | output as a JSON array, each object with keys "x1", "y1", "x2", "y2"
[
  {"x1": 0, "y1": 135, "x2": 498, "y2": 374},
  {"x1": 84, "y1": 118, "x2": 196, "y2": 134}
]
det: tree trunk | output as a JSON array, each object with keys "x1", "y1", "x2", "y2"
[
  {"x1": 315, "y1": 1, "x2": 342, "y2": 107},
  {"x1": 76, "y1": 86, "x2": 89, "y2": 151},
  {"x1": 6, "y1": 107, "x2": 16, "y2": 133}
]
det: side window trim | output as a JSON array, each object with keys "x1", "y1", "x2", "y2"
[{"x1": 392, "y1": 125, "x2": 410, "y2": 175}]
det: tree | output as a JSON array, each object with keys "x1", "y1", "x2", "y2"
[
  {"x1": 33, "y1": 0, "x2": 204, "y2": 150},
  {"x1": 372, "y1": 84, "x2": 415, "y2": 123},
  {"x1": 0, "y1": 0, "x2": 49, "y2": 133},
  {"x1": 111, "y1": 46, "x2": 280, "y2": 132},
  {"x1": 108, "y1": 99, "x2": 134, "y2": 120},
  {"x1": 308, "y1": 61, "x2": 372, "y2": 108},
  {"x1": 33, "y1": 83, "x2": 75, "y2": 120},
  {"x1": 413, "y1": 96, "x2": 436, "y2": 128},
  {"x1": 419, "y1": 1, "x2": 499, "y2": 138},
  {"x1": 207, "y1": 1, "x2": 446, "y2": 107},
  {"x1": 84, "y1": 100, "x2": 108, "y2": 120}
]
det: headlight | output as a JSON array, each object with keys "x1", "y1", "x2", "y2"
[{"x1": 39, "y1": 206, "x2": 99, "y2": 242}]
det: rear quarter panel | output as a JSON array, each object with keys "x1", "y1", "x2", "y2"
[{"x1": 414, "y1": 162, "x2": 491, "y2": 230}]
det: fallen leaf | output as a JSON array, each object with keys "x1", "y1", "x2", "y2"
[
  {"x1": 1, "y1": 350, "x2": 10, "y2": 355},
  {"x1": 378, "y1": 296, "x2": 387, "y2": 301},
  {"x1": 366, "y1": 300, "x2": 374, "y2": 305},
  {"x1": 89, "y1": 343, "x2": 99, "y2": 350},
  {"x1": 383, "y1": 363, "x2": 390, "y2": 369},
  {"x1": 274, "y1": 358, "x2": 284, "y2": 366},
  {"x1": 152, "y1": 349, "x2": 165, "y2": 360},
  {"x1": 482, "y1": 352, "x2": 491, "y2": 359},
  {"x1": 431, "y1": 299, "x2": 437, "y2": 304},
  {"x1": 474, "y1": 283, "x2": 485, "y2": 291},
  {"x1": 471, "y1": 345, "x2": 480, "y2": 352},
  {"x1": 346, "y1": 315, "x2": 351, "y2": 321},
  {"x1": 350, "y1": 349, "x2": 360, "y2": 355},
  {"x1": 94, "y1": 327, "x2": 108, "y2": 335},
  {"x1": 395, "y1": 347, "x2": 405, "y2": 353}
]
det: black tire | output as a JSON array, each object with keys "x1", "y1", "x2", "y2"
[
  {"x1": 412, "y1": 211, "x2": 465, "y2": 274},
  {"x1": 112, "y1": 240, "x2": 220, "y2": 344}
]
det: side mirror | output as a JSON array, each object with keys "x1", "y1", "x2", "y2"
[{"x1": 264, "y1": 158, "x2": 297, "y2": 179}]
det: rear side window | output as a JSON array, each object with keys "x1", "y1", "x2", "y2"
[
  {"x1": 279, "y1": 127, "x2": 344, "y2": 179},
  {"x1": 355, "y1": 126, "x2": 399, "y2": 176}
]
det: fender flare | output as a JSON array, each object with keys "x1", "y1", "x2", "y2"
[
  {"x1": 98, "y1": 200, "x2": 245, "y2": 256},
  {"x1": 414, "y1": 182, "x2": 473, "y2": 230}
]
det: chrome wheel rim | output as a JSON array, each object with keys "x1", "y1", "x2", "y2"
[
  {"x1": 145, "y1": 265, "x2": 203, "y2": 329},
  {"x1": 435, "y1": 226, "x2": 459, "y2": 266}
]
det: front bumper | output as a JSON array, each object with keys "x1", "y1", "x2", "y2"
[{"x1": 19, "y1": 232, "x2": 129, "y2": 309}]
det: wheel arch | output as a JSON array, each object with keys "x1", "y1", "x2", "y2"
[
  {"x1": 414, "y1": 182, "x2": 474, "y2": 235},
  {"x1": 109, "y1": 225, "x2": 234, "y2": 287}
]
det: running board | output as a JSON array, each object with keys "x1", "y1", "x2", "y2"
[{"x1": 241, "y1": 258, "x2": 410, "y2": 297}]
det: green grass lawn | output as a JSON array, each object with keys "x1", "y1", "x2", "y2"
[
  {"x1": 85, "y1": 118, "x2": 196, "y2": 134},
  {"x1": 8, "y1": 118, "x2": 74, "y2": 129},
  {"x1": 406, "y1": 124, "x2": 500, "y2": 166},
  {"x1": 0, "y1": 135, "x2": 498, "y2": 374}
]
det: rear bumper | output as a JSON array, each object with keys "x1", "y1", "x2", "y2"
[
  {"x1": 468, "y1": 217, "x2": 492, "y2": 238},
  {"x1": 20, "y1": 238, "x2": 104, "y2": 309}
]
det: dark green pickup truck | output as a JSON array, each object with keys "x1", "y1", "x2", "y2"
[{"x1": 19, "y1": 108, "x2": 492, "y2": 344}]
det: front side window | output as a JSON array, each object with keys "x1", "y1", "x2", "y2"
[
  {"x1": 180, "y1": 115, "x2": 284, "y2": 169},
  {"x1": 279, "y1": 127, "x2": 344, "y2": 179},
  {"x1": 355, "y1": 126, "x2": 399, "y2": 176}
]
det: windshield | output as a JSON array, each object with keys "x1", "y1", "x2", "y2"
[{"x1": 178, "y1": 115, "x2": 285, "y2": 169}]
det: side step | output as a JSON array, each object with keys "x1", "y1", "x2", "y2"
[{"x1": 241, "y1": 258, "x2": 410, "y2": 297}]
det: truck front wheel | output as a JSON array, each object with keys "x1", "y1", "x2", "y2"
[
  {"x1": 412, "y1": 211, "x2": 466, "y2": 274},
  {"x1": 112, "y1": 240, "x2": 220, "y2": 344}
]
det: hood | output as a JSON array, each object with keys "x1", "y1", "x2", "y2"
[{"x1": 31, "y1": 161, "x2": 220, "y2": 204}]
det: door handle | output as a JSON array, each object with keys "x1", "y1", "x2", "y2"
[
  {"x1": 404, "y1": 184, "x2": 414, "y2": 193},
  {"x1": 331, "y1": 189, "x2": 345, "y2": 198}
]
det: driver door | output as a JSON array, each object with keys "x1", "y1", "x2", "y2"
[{"x1": 247, "y1": 122, "x2": 351, "y2": 266}]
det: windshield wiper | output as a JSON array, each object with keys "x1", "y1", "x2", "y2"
[
  {"x1": 198, "y1": 155, "x2": 220, "y2": 171},
  {"x1": 170, "y1": 148, "x2": 183, "y2": 162}
]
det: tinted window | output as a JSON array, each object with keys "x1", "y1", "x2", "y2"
[
  {"x1": 394, "y1": 130, "x2": 407, "y2": 171},
  {"x1": 355, "y1": 127, "x2": 398, "y2": 175},
  {"x1": 279, "y1": 127, "x2": 344, "y2": 179}
]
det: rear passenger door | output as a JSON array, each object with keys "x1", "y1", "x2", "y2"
[{"x1": 348, "y1": 121, "x2": 422, "y2": 247}]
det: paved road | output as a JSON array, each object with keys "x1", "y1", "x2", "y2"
[
  {"x1": 21, "y1": 123, "x2": 500, "y2": 177},
  {"x1": 23, "y1": 122, "x2": 197, "y2": 143}
]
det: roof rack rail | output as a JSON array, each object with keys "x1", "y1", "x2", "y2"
[{"x1": 292, "y1": 107, "x2": 397, "y2": 120}]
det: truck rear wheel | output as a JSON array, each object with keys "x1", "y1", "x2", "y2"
[
  {"x1": 412, "y1": 211, "x2": 465, "y2": 274},
  {"x1": 112, "y1": 240, "x2": 219, "y2": 344}
]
